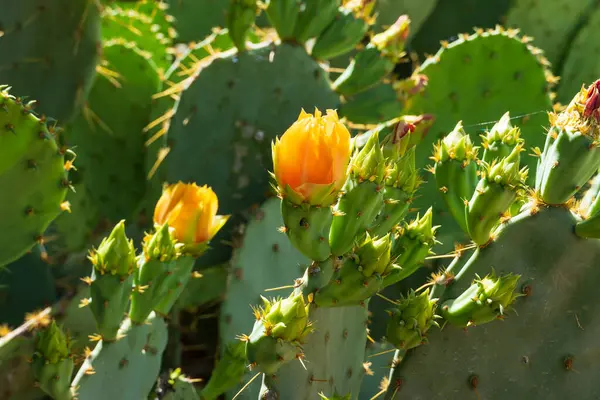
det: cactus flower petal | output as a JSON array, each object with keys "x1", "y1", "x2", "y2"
[
  {"x1": 273, "y1": 108, "x2": 352, "y2": 205},
  {"x1": 154, "y1": 182, "x2": 229, "y2": 254}
]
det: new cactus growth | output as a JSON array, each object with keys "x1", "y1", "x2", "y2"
[
  {"x1": 385, "y1": 289, "x2": 439, "y2": 350},
  {"x1": 87, "y1": 220, "x2": 137, "y2": 341},
  {"x1": 238, "y1": 107, "x2": 436, "y2": 398}
]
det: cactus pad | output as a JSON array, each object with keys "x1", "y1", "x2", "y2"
[
  {"x1": 0, "y1": 86, "x2": 70, "y2": 266},
  {"x1": 385, "y1": 205, "x2": 600, "y2": 398},
  {"x1": 0, "y1": 0, "x2": 101, "y2": 122},
  {"x1": 65, "y1": 40, "x2": 160, "y2": 224},
  {"x1": 219, "y1": 198, "x2": 309, "y2": 398},
  {"x1": 71, "y1": 313, "x2": 168, "y2": 399},
  {"x1": 101, "y1": 4, "x2": 174, "y2": 74}
]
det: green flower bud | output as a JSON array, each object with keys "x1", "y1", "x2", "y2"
[
  {"x1": 260, "y1": 293, "x2": 311, "y2": 342},
  {"x1": 483, "y1": 112, "x2": 521, "y2": 147},
  {"x1": 433, "y1": 121, "x2": 479, "y2": 163},
  {"x1": 34, "y1": 320, "x2": 71, "y2": 364},
  {"x1": 485, "y1": 144, "x2": 527, "y2": 186},
  {"x1": 442, "y1": 271, "x2": 522, "y2": 328},
  {"x1": 142, "y1": 223, "x2": 181, "y2": 262},
  {"x1": 384, "y1": 208, "x2": 438, "y2": 286},
  {"x1": 385, "y1": 289, "x2": 439, "y2": 350},
  {"x1": 349, "y1": 130, "x2": 386, "y2": 184},
  {"x1": 88, "y1": 220, "x2": 137, "y2": 276},
  {"x1": 355, "y1": 233, "x2": 392, "y2": 277}
]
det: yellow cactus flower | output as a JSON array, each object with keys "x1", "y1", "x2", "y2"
[
  {"x1": 154, "y1": 182, "x2": 229, "y2": 250},
  {"x1": 272, "y1": 108, "x2": 352, "y2": 205}
]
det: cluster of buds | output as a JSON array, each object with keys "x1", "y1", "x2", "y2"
[
  {"x1": 441, "y1": 271, "x2": 522, "y2": 328},
  {"x1": 80, "y1": 180, "x2": 229, "y2": 335},
  {"x1": 385, "y1": 289, "x2": 440, "y2": 350},
  {"x1": 432, "y1": 117, "x2": 528, "y2": 246},
  {"x1": 244, "y1": 293, "x2": 312, "y2": 374},
  {"x1": 252, "y1": 108, "x2": 438, "y2": 374}
]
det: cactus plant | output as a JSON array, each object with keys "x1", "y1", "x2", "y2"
[
  {"x1": 382, "y1": 79, "x2": 600, "y2": 399},
  {"x1": 403, "y1": 26, "x2": 555, "y2": 252},
  {"x1": 231, "y1": 106, "x2": 436, "y2": 399}
]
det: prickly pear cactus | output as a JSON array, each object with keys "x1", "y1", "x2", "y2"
[
  {"x1": 0, "y1": 86, "x2": 71, "y2": 266},
  {"x1": 384, "y1": 80, "x2": 600, "y2": 399},
  {"x1": 0, "y1": 0, "x2": 101, "y2": 122},
  {"x1": 403, "y1": 27, "x2": 554, "y2": 251}
]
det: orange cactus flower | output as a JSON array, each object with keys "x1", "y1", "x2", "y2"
[
  {"x1": 154, "y1": 182, "x2": 229, "y2": 249},
  {"x1": 272, "y1": 108, "x2": 352, "y2": 205}
]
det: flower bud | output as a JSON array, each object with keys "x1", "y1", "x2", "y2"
[
  {"x1": 355, "y1": 233, "x2": 392, "y2": 277},
  {"x1": 143, "y1": 222, "x2": 180, "y2": 262},
  {"x1": 34, "y1": 320, "x2": 71, "y2": 365},
  {"x1": 260, "y1": 293, "x2": 311, "y2": 342},
  {"x1": 441, "y1": 271, "x2": 522, "y2": 327},
  {"x1": 385, "y1": 289, "x2": 439, "y2": 350},
  {"x1": 432, "y1": 121, "x2": 478, "y2": 163},
  {"x1": 154, "y1": 182, "x2": 229, "y2": 255},
  {"x1": 272, "y1": 108, "x2": 352, "y2": 206},
  {"x1": 88, "y1": 220, "x2": 136, "y2": 276},
  {"x1": 349, "y1": 130, "x2": 386, "y2": 184}
]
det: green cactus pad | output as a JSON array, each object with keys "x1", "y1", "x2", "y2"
[
  {"x1": 46, "y1": 171, "x2": 102, "y2": 256},
  {"x1": 71, "y1": 313, "x2": 168, "y2": 399},
  {"x1": 0, "y1": 87, "x2": 70, "y2": 266},
  {"x1": 404, "y1": 28, "x2": 553, "y2": 251},
  {"x1": 65, "y1": 40, "x2": 161, "y2": 224},
  {"x1": 556, "y1": 7, "x2": 600, "y2": 103},
  {"x1": 164, "y1": 42, "x2": 339, "y2": 216},
  {"x1": 219, "y1": 198, "x2": 310, "y2": 399},
  {"x1": 101, "y1": 4, "x2": 173, "y2": 74},
  {"x1": 0, "y1": 0, "x2": 101, "y2": 122},
  {"x1": 259, "y1": 304, "x2": 370, "y2": 399},
  {"x1": 385, "y1": 205, "x2": 600, "y2": 398}
]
